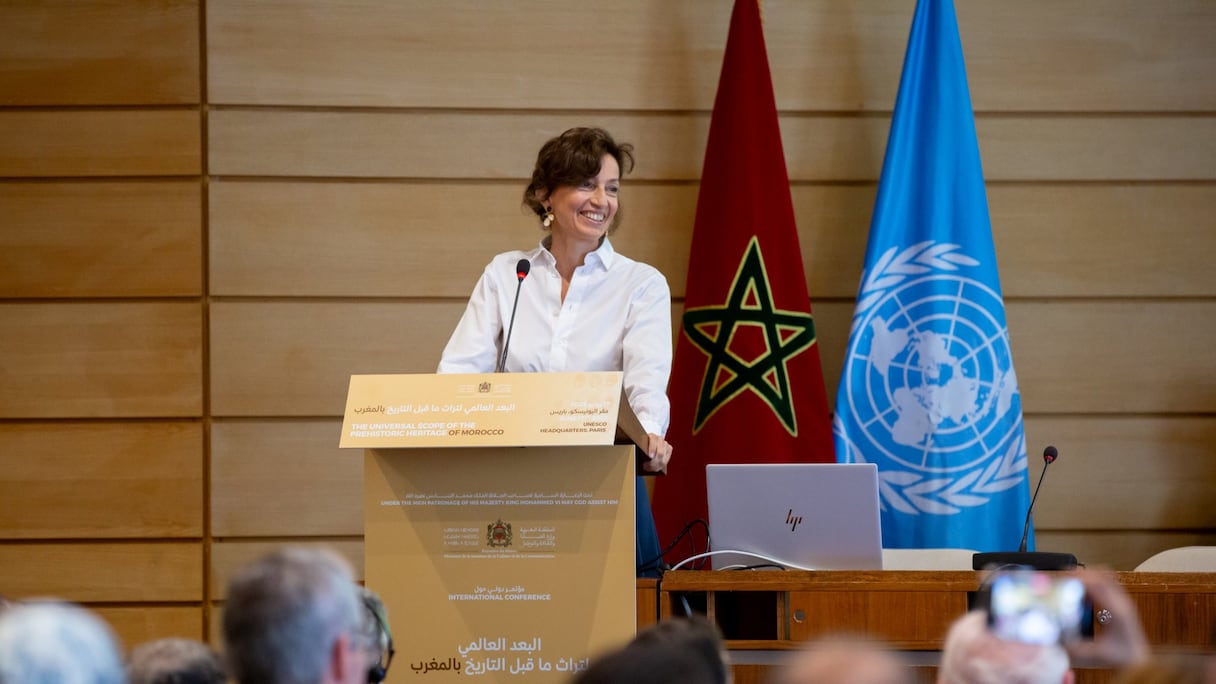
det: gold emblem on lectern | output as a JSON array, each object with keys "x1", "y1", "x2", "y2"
[
  {"x1": 478, "y1": 381, "x2": 491, "y2": 393},
  {"x1": 486, "y1": 519, "x2": 513, "y2": 547}
]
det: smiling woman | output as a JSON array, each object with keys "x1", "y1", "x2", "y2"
[{"x1": 437, "y1": 127, "x2": 675, "y2": 576}]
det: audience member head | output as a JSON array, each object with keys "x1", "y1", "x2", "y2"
[
  {"x1": 0, "y1": 601, "x2": 125, "y2": 684},
  {"x1": 357, "y1": 586, "x2": 394, "y2": 684},
  {"x1": 572, "y1": 615, "x2": 731, "y2": 684},
  {"x1": 222, "y1": 546, "x2": 369, "y2": 684},
  {"x1": 127, "y1": 637, "x2": 225, "y2": 684},
  {"x1": 938, "y1": 611, "x2": 1072, "y2": 684},
  {"x1": 779, "y1": 634, "x2": 910, "y2": 684}
]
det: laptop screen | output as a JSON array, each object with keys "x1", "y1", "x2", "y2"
[{"x1": 705, "y1": 463, "x2": 883, "y2": 570}]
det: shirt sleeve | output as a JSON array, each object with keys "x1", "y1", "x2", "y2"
[
  {"x1": 621, "y1": 270, "x2": 673, "y2": 437},
  {"x1": 437, "y1": 264, "x2": 501, "y2": 373}
]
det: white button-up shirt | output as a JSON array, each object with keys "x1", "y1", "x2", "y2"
[{"x1": 438, "y1": 238, "x2": 672, "y2": 436}]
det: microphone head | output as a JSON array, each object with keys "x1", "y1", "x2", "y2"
[
  {"x1": 515, "y1": 258, "x2": 531, "y2": 281},
  {"x1": 1042, "y1": 445, "x2": 1058, "y2": 464}
]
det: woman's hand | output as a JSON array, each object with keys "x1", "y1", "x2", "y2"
[{"x1": 643, "y1": 434, "x2": 673, "y2": 473}]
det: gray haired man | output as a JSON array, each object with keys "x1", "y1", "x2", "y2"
[{"x1": 222, "y1": 547, "x2": 372, "y2": 684}]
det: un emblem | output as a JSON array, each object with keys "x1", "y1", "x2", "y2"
[{"x1": 836, "y1": 242, "x2": 1027, "y2": 515}]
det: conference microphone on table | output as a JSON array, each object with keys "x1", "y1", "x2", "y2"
[
  {"x1": 972, "y1": 444, "x2": 1078, "y2": 570},
  {"x1": 496, "y1": 258, "x2": 531, "y2": 373},
  {"x1": 1019, "y1": 445, "x2": 1059, "y2": 553}
]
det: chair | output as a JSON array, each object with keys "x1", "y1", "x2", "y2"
[
  {"x1": 881, "y1": 548, "x2": 978, "y2": 571},
  {"x1": 1133, "y1": 546, "x2": 1216, "y2": 572}
]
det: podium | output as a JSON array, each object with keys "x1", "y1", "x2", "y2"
[{"x1": 341, "y1": 372, "x2": 643, "y2": 681}]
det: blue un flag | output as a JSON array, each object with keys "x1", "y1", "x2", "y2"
[{"x1": 833, "y1": 0, "x2": 1031, "y2": 551}]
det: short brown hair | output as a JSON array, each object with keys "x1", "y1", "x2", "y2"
[{"x1": 523, "y1": 127, "x2": 635, "y2": 231}]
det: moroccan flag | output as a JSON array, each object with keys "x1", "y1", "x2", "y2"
[
  {"x1": 652, "y1": 0, "x2": 836, "y2": 559},
  {"x1": 833, "y1": 0, "x2": 1032, "y2": 551}
]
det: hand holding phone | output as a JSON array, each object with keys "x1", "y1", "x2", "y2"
[
  {"x1": 1063, "y1": 569, "x2": 1150, "y2": 668},
  {"x1": 986, "y1": 571, "x2": 1089, "y2": 645}
]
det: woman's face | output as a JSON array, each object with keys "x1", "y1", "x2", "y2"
[{"x1": 544, "y1": 154, "x2": 620, "y2": 245}]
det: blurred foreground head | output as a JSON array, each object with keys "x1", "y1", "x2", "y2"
[
  {"x1": 222, "y1": 546, "x2": 368, "y2": 684},
  {"x1": 573, "y1": 616, "x2": 731, "y2": 684},
  {"x1": 778, "y1": 634, "x2": 910, "y2": 684},
  {"x1": 0, "y1": 601, "x2": 125, "y2": 684},
  {"x1": 127, "y1": 637, "x2": 225, "y2": 684}
]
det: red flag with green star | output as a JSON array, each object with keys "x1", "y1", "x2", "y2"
[{"x1": 651, "y1": 0, "x2": 835, "y2": 562}]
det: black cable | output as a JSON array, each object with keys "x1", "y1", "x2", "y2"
[
  {"x1": 636, "y1": 518, "x2": 709, "y2": 575},
  {"x1": 690, "y1": 522, "x2": 708, "y2": 570}
]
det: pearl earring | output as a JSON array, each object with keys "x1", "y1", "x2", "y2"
[{"x1": 542, "y1": 207, "x2": 555, "y2": 228}]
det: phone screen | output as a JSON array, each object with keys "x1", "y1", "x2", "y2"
[{"x1": 987, "y1": 572, "x2": 1087, "y2": 645}]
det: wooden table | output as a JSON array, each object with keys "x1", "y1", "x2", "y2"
[{"x1": 634, "y1": 570, "x2": 1215, "y2": 684}]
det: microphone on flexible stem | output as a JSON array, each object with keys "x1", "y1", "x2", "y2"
[
  {"x1": 1018, "y1": 445, "x2": 1057, "y2": 553},
  {"x1": 496, "y1": 259, "x2": 530, "y2": 373},
  {"x1": 972, "y1": 445, "x2": 1078, "y2": 570}
]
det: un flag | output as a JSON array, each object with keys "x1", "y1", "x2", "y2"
[{"x1": 833, "y1": 0, "x2": 1032, "y2": 552}]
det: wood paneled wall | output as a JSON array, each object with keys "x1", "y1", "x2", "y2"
[{"x1": 1, "y1": 0, "x2": 1213, "y2": 651}]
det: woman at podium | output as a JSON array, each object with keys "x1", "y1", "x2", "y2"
[{"x1": 438, "y1": 127, "x2": 673, "y2": 576}]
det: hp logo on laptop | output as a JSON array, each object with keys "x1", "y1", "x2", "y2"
[{"x1": 785, "y1": 509, "x2": 803, "y2": 532}]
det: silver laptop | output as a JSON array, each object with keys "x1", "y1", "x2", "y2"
[{"x1": 706, "y1": 463, "x2": 883, "y2": 570}]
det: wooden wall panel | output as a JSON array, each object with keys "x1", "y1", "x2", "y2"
[
  {"x1": 801, "y1": 184, "x2": 1216, "y2": 299},
  {"x1": 210, "y1": 540, "x2": 364, "y2": 599},
  {"x1": 1022, "y1": 416, "x2": 1216, "y2": 531},
  {"x1": 209, "y1": 182, "x2": 1215, "y2": 300},
  {"x1": 1035, "y1": 531, "x2": 1216, "y2": 572},
  {"x1": 0, "y1": 182, "x2": 202, "y2": 297},
  {"x1": 0, "y1": 302, "x2": 203, "y2": 418},
  {"x1": 980, "y1": 117, "x2": 1216, "y2": 182},
  {"x1": 989, "y1": 185, "x2": 1216, "y2": 299},
  {"x1": 0, "y1": 422, "x2": 203, "y2": 539},
  {"x1": 208, "y1": 181, "x2": 685, "y2": 297},
  {"x1": 208, "y1": 110, "x2": 1216, "y2": 182},
  {"x1": 211, "y1": 420, "x2": 362, "y2": 537},
  {"x1": 1008, "y1": 301, "x2": 1216, "y2": 414},
  {"x1": 205, "y1": 0, "x2": 727, "y2": 109},
  {"x1": 0, "y1": 542, "x2": 202, "y2": 602},
  {"x1": 0, "y1": 1, "x2": 200, "y2": 106},
  {"x1": 207, "y1": 181, "x2": 534, "y2": 297},
  {"x1": 206, "y1": 0, "x2": 1216, "y2": 112},
  {"x1": 0, "y1": 111, "x2": 201, "y2": 177},
  {"x1": 948, "y1": 0, "x2": 1216, "y2": 112},
  {"x1": 210, "y1": 301, "x2": 461, "y2": 416},
  {"x1": 96, "y1": 607, "x2": 205, "y2": 649}
]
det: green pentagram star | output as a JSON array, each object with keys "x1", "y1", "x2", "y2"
[{"x1": 682, "y1": 237, "x2": 818, "y2": 435}]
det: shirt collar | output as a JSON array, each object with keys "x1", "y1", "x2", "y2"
[{"x1": 535, "y1": 236, "x2": 616, "y2": 272}]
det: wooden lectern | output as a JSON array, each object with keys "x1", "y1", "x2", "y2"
[{"x1": 341, "y1": 372, "x2": 644, "y2": 681}]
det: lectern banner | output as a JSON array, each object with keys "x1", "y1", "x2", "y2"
[
  {"x1": 340, "y1": 372, "x2": 623, "y2": 449},
  {"x1": 365, "y1": 445, "x2": 636, "y2": 681}
]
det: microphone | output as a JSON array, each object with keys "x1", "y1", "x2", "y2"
[
  {"x1": 971, "y1": 444, "x2": 1077, "y2": 570},
  {"x1": 1018, "y1": 445, "x2": 1058, "y2": 553},
  {"x1": 496, "y1": 259, "x2": 530, "y2": 373}
]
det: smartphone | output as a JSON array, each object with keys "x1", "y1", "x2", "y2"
[{"x1": 985, "y1": 571, "x2": 1090, "y2": 645}]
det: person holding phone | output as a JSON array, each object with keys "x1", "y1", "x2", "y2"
[
  {"x1": 939, "y1": 569, "x2": 1151, "y2": 684},
  {"x1": 939, "y1": 610, "x2": 1073, "y2": 684}
]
